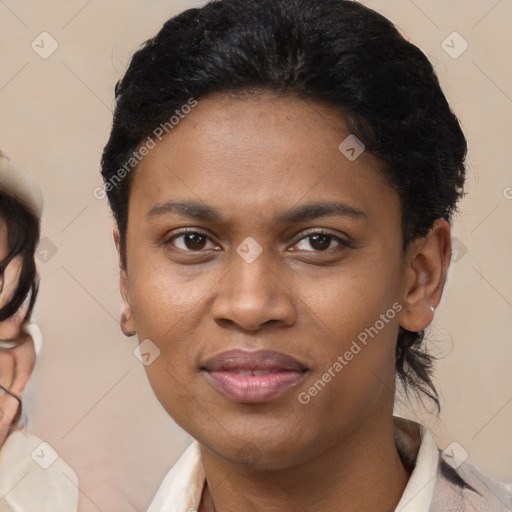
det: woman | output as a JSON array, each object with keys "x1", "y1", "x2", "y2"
[
  {"x1": 0, "y1": 149, "x2": 78, "y2": 512},
  {"x1": 100, "y1": 0, "x2": 512, "y2": 510},
  {"x1": 0, "y1": 148, "x2": 42, "y2": 445}
]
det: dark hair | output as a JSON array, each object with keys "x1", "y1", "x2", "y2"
[
  {"x1": 0, "y1": 192, "x2": 40, "y2": 326},
  {"x1": 101, "y1": 0, "x2": 467, "y2": 411}
]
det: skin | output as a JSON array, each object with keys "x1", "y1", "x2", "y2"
[
  {"x1": 0, "y1": 217, "x2": 36, "y2": 445},
  {"x1": 116, "y1": 93, "x2": 451, "y2": 512}
]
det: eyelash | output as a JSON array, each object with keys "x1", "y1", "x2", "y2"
[{"x1": 164, "y1": 228, "x2": 351, "y2": 254}]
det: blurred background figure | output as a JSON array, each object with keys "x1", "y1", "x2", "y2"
[
  {"x1": 0, "y1": 148, "x2": 42, "y2": 444},
  {"x1": 0, "y1": 149, "x2": 78, "y2": 512}
]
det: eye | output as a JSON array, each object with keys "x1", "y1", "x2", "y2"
[
  {"x1": 166, "y1": 230, "x2": 219, "y2": 252},
  {"x1": 164, "y1": 229, "x2": 351, "y2": 255},
  {"x1": 291, "y1": 230, "x2": 350, "y2": 252}
]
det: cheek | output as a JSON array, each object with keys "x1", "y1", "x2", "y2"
[
  {"x1": 292, "y1": 254, "x2": 402, "y2": 412},
  {"x1": 0, "y1": 311, "x2": 26, "y2": 341},
  {"x1": 0, "y1": 257, "x2": 23, "y2": 308},
  {"x1": 0, "y1": 319, "x2": 17, "y2": 341},
  {"x1": 129, "y1": 260, "x2": 213, "y2": 334},
  {"x1": 127, "y1": 260, "x2": 224, "y2": 398},
  {"x1": 0, "y1": 294, "x2": 31, "y2": 344},
  {"x1": 301, "y1": 278, "x2": 400, "y2": 390},
  {"x1": 294, "y1": 286, "x2": 401, "y2": 439},
  {"x1": 299, "y1": 252, "x2": 402, "y2": 349}
]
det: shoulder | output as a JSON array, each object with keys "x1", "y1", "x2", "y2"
[{"x1": 431, "y1": 450, "x2": 512, "y2": 511}]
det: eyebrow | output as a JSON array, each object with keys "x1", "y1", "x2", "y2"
[{"x1": 147, "y1": 199, "x2": 367, "y2": 224}]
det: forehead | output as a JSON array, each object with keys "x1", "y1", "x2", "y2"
[{"x1": 129, "y1": 93, "x2": 397, "y2": 226}]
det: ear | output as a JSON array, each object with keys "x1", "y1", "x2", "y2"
[
  {"x1": 113, "y1": 227, "x2": 136, "y2": 337},
  {"x1": 399, "y1": 218, "x2": 452, "y2": 333}
]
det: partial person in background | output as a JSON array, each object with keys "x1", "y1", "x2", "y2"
[
  {"x1": 0, "y1": 149, "x2": 78, "y2": 512},
  {"x1": 0, "y1": 149, "x2": 42, "y2": 446}
]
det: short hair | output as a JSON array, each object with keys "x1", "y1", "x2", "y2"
[
  {"x1": 101, "y1": 0, "x2": 467, "y2": 411},
  {"x1": 0, "y1": 192, "x2": 40, "y2": 326}
]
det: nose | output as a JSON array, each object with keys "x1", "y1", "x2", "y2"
[{"x1": 211, "y1": 249, "x2": 297, "y2": 332}]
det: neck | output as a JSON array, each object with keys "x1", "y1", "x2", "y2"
[{"x1": 199, "y1": 413, "x2": 411, "y2": 512}]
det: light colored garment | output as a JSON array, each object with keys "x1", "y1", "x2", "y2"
[
  {"x1": 0, "y1": 431, "x2": 79, "y2": 512},
  {"x1": 0, "y1": 324, "x2": 79, "y2": 512},
  {"x1": 147, "y1": 416, "x2": 512, "y2": 512}
]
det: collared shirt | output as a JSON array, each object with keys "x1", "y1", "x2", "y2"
[{"x1": 147, "y1": 416, "x2": 512, "y2": 512}]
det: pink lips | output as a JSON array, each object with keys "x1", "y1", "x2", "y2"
[{"x1": 202, "y1": 349, "x2": 308, "y2": 403}]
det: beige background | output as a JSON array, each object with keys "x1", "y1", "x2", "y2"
[{"x1": 0, "y1": 0, "x2": 511, "y2": 510}]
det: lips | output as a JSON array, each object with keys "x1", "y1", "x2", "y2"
[{"x1": 201, "y1": 349, "x2": 308, "y2": 403}]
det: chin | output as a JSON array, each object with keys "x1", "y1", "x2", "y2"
[{"x1": 190, "y1": 421, "x2": 317, "y2": 471}]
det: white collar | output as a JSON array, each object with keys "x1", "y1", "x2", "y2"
[
  {"x1": 147, "y1": 416, "x2": 439, "y2": 512},
  {"x1": 147, "y1": 440, "x2": 204, "y2": 512},
  {"x1": 393, "y1": 416, "x2": 439, "y2": 511}
]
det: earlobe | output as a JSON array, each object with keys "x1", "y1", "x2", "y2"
[
  {"x1": 114, "y1": 227, "x2": 136, "y2": 338},
  {"x1": 399, "y1": 219, "x2": 451, "y2": 333},
  {"x1": 120, "y1": 268, "x2": 136, "y2": 337}
]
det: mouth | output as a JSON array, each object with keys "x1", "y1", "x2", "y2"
[{"x1": 201, "y1": 349, "x2": 309, "y2": 403}]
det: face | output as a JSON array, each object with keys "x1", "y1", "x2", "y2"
[
  {"x1": 0, "y1": 218, "x2": 29, "y2": 343},
  {"x1": 119, "y1": 93, "x2": 437, "y2": 469}
]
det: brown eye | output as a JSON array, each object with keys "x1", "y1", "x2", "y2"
[
  {"x1": 293, "y1": 231, "x2": 349, "y2": 252},
  {"x1": 183, "y1": 233, "x2": 207, "y2": 250},
  {"x1": 168, "y1": 231, "x2": 216, "y2": 252},
  {"x1": 308, "y1": 234, "x2": 331, "y2": 251}
]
